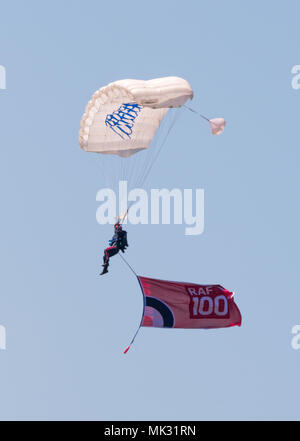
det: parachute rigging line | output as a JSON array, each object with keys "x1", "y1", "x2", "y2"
[
  {"x1": 135, "y1": 107, "x2": 182, "y2": 189},
  {"x1": 119, "y1": 252, "x2": 137, "y2": 277},
  {"x1": 120, "y1": 108, "x2": 182, "y2": 225},
  {"x1": 184, "y1": 104, "x2": 226, "y2": 136},
  {"x1": 183, "y1": 104, "x2": 210, "y2": 122}
]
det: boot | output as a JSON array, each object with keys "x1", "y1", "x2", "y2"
[{"x1": 100, "y1": 263, "x2": 109, "y2": 275}]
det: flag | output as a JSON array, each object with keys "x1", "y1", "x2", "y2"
[{"x1": 138, "y1": 276, "x2": 241, "y2": 329}]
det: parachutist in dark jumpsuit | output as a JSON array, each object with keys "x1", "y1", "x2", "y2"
[{"x1": 100, "y1": 223, "x2": 128, "y2": 275}]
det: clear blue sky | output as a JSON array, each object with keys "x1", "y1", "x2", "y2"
[{"x1": 0, "y1": 0, "x2": 300, "y2": 421}]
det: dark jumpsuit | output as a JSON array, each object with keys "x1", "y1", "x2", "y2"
[{"x1": 103, "y1": 230, "x2": 128, "y2": 266}]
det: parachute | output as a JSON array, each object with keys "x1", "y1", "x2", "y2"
[
  {"x1": 79, "y1": 76, "x2": 225, "y2": 219},
  {"x1": 78, "y1": 77, "x2": 232, "y2": 352},
  {"x1": 79, "y1": 77, "x2": 193, "y2": 156}
]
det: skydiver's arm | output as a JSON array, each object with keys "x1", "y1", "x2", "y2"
[{"x1": 109, "y1": 234, "x2": 117, "y2": 246}]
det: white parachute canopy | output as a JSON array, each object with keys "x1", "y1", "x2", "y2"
[
  {"x1": 79, "y1": 76, "x2": 193, "y2": 158},
  {"x1": 78, "y1": 76, "x2": 225, "y2": 219}
]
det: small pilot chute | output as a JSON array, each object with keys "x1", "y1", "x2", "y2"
[{"x1": 209, "y1": 118, "x2": 226, "y2": 135}]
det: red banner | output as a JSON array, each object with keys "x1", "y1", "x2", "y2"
[{"x1": 138, "y1": 276, "x2": 241, "y2": 329}]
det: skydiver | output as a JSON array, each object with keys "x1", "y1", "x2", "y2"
[{"x1": 100, "y1": 222, "x2": 128, "y2": 275}]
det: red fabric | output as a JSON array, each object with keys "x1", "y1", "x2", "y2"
[{"x1": 138, "y1": 276, "x2": 241, "y2": 329}]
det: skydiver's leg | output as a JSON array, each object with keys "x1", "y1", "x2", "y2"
[
  {"x1": 100, "y1": 264, "x2": 109, "y2": 275},
  {"x1": 108, "y1": 246, "x2": 119, "y2": 259},
  {"x1": 104, "y1": 246, "x2": 119, "y2": 263},
  {"x1": 100, "y1": 246, "x2": 119, "y2": 275},
  {"x1": 100, "y1": 248, "x2": 110, "y2": 275},
  {"x1": 103, "y1": 248, "x2": 110, "y2": 265},
  {"x1": 105, "y1": 246, "x2": 118, "y2": 261}
]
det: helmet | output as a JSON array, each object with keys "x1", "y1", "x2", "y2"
[{"x1": 114, "y1": 222, "x2": 122, "y2": 231}]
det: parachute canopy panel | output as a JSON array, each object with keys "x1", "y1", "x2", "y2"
[{"x1": 79, "y1": 76, "x2": 193, "y2": 157}]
